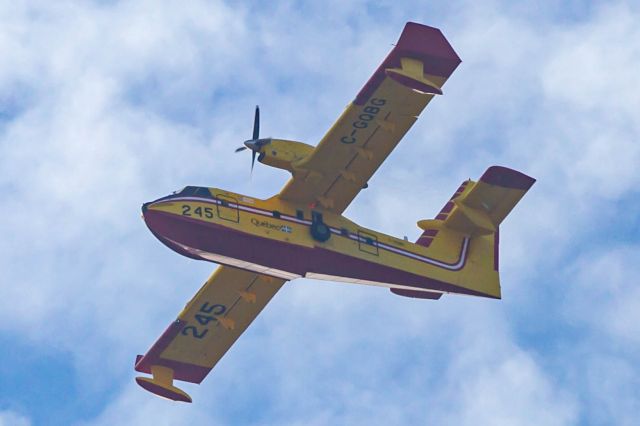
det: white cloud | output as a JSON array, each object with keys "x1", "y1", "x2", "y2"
[
  {"x1": 0, "y1": 410, "x2": 31, "y2": 426},
  {"x1": 566, "y1": 245, "x2": 640, "y2": 345},
  {"x1": 1, "y1": 0, "x2": 639, "y2": 425},
  {"x1": 429, "y1": 349, "x2": 577, "y2": 426},
  {"x1": 580, "y1": 355, "x2": 640, "y2": 426},
  {"x1": 79, "y1": 382, "x2": 225, "y2": 426}
]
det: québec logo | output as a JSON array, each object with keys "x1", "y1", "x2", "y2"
[{"x1": 251, "y1": 218, "x2": 292, "y2": 234}]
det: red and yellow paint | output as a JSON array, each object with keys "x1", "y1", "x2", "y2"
[
  {"x1": 143, "y1": 165, "x2": 532, "y2": 301},
  {"x1": 134, "y1": 22, "x2": 535, "y2": 403}
]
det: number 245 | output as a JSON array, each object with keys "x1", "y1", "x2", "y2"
[
  {"x1": 181, "y1": 302, "x2": 226, "y2": 339},
  {"x1": 182, "y1": 205, "x2": 214, "y2": 218}
]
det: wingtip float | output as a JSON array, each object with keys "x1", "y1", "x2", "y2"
[
  {"x1": 135, "y1": 368, "x2": 192, "y2": 403},
  {"x1": 135, "y1": 22, "x2": 534, "y2": 402}
]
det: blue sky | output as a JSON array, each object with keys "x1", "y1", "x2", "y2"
[{"x1": 1, "y1": 0, "x2": 639, "y2": 425}]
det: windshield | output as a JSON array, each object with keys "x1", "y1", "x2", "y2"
[{"x1": 174, "y1": 186, "x2": 212, "y2": 198}]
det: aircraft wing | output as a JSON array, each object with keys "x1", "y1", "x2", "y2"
[
  {"x1": 279, "y1": 22, "x2": 461, "y2": 214},
  {"x1": 134, "y1": 266, "x2": 285, "y2": 402}
]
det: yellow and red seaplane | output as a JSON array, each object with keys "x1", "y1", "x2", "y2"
[{"x1": 135, "y1": 22, "x2": 535, "y2": 402}]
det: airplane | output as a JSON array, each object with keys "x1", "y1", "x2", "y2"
[{"x1": 134, "y1": 22, "x2": 535, "y2": 403}]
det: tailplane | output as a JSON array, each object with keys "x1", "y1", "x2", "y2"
[
  {"x1": 403, "y1": 166, "x2": 535, "y2": 299},
  {"x1": 418, "y1": 166, "x2": 535, "y2": 239}
]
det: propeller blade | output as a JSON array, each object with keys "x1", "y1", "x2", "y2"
[
  {"x1": 240, "y1": 106, "x2": 262, "y2": 176},
  {"x1": 252, "y1": 106, "x2": 260, "y2": 141},
  {"x1": 251, "y1": 150, "x2": 257, "y2": 173}
]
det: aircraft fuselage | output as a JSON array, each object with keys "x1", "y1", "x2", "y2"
[{"x1": 142, "y1": 185, "x2": 498, "y2": 298}]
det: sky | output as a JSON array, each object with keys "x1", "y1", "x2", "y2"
[{"x1": 1, "y1": 0, "x2": 639, "y2": 425}]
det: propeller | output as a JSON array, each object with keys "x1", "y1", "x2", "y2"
[{"x1": 234, "y1": 105, "x2": 269, "y2": 173}]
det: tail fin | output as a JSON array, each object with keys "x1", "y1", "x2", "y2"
[{"x1": 410, "y1": 166, "x2": 534, "y2": 299}]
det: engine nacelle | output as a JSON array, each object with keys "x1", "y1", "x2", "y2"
[{"x1": 257, "y1": 139, "x2": 315, "y2": 172}]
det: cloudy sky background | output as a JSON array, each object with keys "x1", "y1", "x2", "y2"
[{"x1": 1, "y1": 0, "x2": 639, "y2": 424}]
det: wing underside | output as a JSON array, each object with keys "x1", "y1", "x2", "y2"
[
  {"x1": 135, "y1": 266, "x2": 285, "y2": 402},
  {"x1": 135, "y1": 21, "x2": 462, "y2": 403},
  {"x1": 279, "y1": 22, "x2": 461, "y2": 214}
]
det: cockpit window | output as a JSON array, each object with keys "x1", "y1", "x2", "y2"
[{"x1": 175, "y1": 186, "x2": 212, "y2": 198}]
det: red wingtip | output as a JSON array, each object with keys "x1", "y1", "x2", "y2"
[
  {"x1": 354, "y1": 22, "x2": 461, "y2": 105},
  {"x1": 398, "y1": 22, "x2": 462, "y2": 70},
  {"x1": 480, "y1": 166, "x2": 536, "y2": 191}
]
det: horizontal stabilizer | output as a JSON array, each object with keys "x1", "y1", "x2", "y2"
[{"x1": 443, "y1": 166, "x2": 534, "y2": 235}]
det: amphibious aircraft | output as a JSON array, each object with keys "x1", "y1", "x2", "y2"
[{"x1": 135, "y1": 22, "x2": 535, "y2": 402}]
